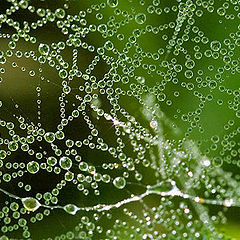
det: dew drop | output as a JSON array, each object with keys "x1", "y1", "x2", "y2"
[
  {"x1": 59, "y1": 156, "x2": 72, "y2": 170},
  {"x1": 47, "y1": 156, "x2": 57, "y2": 166},
  {"x1": 55, "y1": 8, "x2": 65, "y2": 19},
  {"x1": 97, "y1": 24, "x2": 107, "y2": 33},
  {"x1": 135, "y1": 13, "x2": 146, "y2": 24},
  {"x1": 148, "y1": 180, "x2": 176, "y2": 193},
  {"x1": 157, "y1": 92, "x2": 166, "y2": 102},
  {"x1": 104, "y1": 40, "x2": 114, "y2": 51},
  {"x1": 27, "y1": 161, "x2": 40, "y2": 174},
  {"x1": 137, "y1": 76, "x2": 145, "y2": 84},
  {"x1": 63, "y1": 204, "x2": 79, "y2": 215},
  {"x1": 22, "y1": 197, "x2": 41, "y2": 212},
  {"x1": 0, "y1": 150, "x2": 7, "y2": 159},
  {"x1": 213, "y1": 157, "x2": 223, "y2": 167},
  {"x1": 8, "y1": 141, "x2": 18, "y2": 151},
  {"x1": 59, "y1": 69, "x2": 68, "y2": 79},
  {"x1": 107, "y1": 0, "x2": 118, "y2": 8},
  {"x1": 0, "y1": 56, "x2": 6, "y2": 64},
  {"x1": 38, "y1": 43, "x2": 50, "y2": 55},
  {"x1": 113, "y1": 177, "x2": 126, "y2": 189},
  {"x1": 210, "y1": 40, "x2": 221, "y2": 51},
  {"x1": 223, "y1": 199, "x2": 233, "y2": 207},
  {"x1": 44, "y1": 132, "x2": 55, "y2": 143},
  {"x1": 0, "y1": 235, "x2": 9, "y2": 240}
]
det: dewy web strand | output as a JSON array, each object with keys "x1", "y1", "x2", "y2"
[{"x1": 0, "y1": 178, "x2": 238, "y2": 216}]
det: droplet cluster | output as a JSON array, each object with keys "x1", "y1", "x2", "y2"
[{"x1": 0, "y1": 0, "x2": 239, "y2": 239}]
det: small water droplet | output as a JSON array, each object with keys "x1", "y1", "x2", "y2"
[
  {"x1": 223, "y1": 199, "x2": 233, "y2": 207},
  {"x1": 44, "y1": 132, "x2": 55, "y2": 143},
  {"x1": 135, "y1": 13, "x2": 146, "y2": 24},
  {"x1": 59, "y1": 156, "x2": 72, "y2": 170},
  {"x1": 137, "y1": 76, "x2": 145, "y2": 84},
  {"x1": 107, "y1": 0, "x2": 118, "y2": 8},
  {"x1": 113, "y1": 177, "x2": 126, "y2": 189},
  {"x1": 38, "y1": 43, "x2": 50, "y2": 55},
  {"x1": 27, "y1": 161, "x2": 40, "y2": 174},
  {"x1": 55, "y1": 8, "x2": 65, "y2": 19}
]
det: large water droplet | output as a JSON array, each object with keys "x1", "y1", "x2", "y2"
[
  {"x1": 104, "y1": 40, "x2": 114, "y2": 51},
  {"x1": 0, "y1": 235, "x2": 9, "y2": 240},
  {"x1": 148, "y1": 180, "x2": 176, "y2": 193},
  {"x1": 22, "y1": 197, "x2": 41, "y2": 212},
  {"x1": 63, "y1": 204, "x2": 79, "y2": 215}
]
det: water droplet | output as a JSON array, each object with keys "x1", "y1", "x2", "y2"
[
  {"x1": 97, "y1": 24, "x2": 107, "y2": 33},
  {"x1": 47, "y1": 156, "x2": 57, "y2": 166},
  {"x1": 150, "y1": 120, "x2": 158, "y2": 129},
  {"x1": 44, "y1": 132, "x2": 55, "y2": 143},
  {"x1": 59, "y1": 156, "x2": 72, "y2": 170},
  {"x1": 210, "y1": 40, "x2": 221, "y2": 51},
  {"x1": 104, "y1": 40, "x2": 114, "y2": 51},
  {"x1": 223, "y1": 199, "x2": 233, "y2": 207},
  {"x1": 157, "y1": 92, "x2": 166, "y2": 102},
  {"x1": 55, "y1": 8, "x2": 65, "y2": 19},
  {"x1": 22, "y1": 197, "x2": 41, "y2": 212},
  {"x1": 0, "y1": 235, "x2": 9, "y2": 240},
  {"x1": 55, "y1": 130, "x2": 65, "y2": 140},
  {"x1": 137, "y1": 76, "x2": 145, "y2": 84},
  {"x1": 59, "y1": 69, "x2": 68, "y2": 79},
  {"x1": 213, "y1": 157, "x2": 223, "y2": 167},
  {"x1": 113, "y1": 177, "x2": 126, "y2": 189},
  {"x1": 38, "y1": 43, "x2": 50, "y2": 55},
  {"x1": 8, "y1": 141, "x2": 18, "y2": 151},
  {"x1": 135, "y1": 13, "x2": 146, "y2": 24},
  {"x1": 27, "y1": 161, "x2": 40, "y2": 174},
  {"x1": 63, "y1": 204, "x2": 79, "y2": 215},
  {"x1": 0, "y1": 150, "x2": 7, "y2": 159},
  {"x1": 107, "y1": 0, "x2": 118, "y2": 8},
  {"x1": 3, "y1": 173, "x2": 11, "y2": 182},
  {"x1": 148, "y1": 180, "x2": 176, "y2": 193}
]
